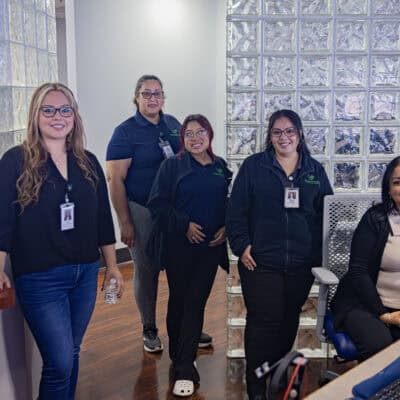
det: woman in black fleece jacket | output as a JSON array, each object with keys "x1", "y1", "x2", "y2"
[{"x1": 226, "y1": 109, "x2": 332, "y2": 400}]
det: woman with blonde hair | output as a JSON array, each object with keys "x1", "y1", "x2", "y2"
[{"x1": 0, "y1": 82, "x2": 123, "y2": 400}]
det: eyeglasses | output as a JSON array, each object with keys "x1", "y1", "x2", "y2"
[
  {"x1": 140, "y1": 91, "x2": 164, "y2": 100},
  {"x1": 184, "y1": 129, "x2": 208, "y2": 138},
  {"x1": 270, "y1": 127, "x2": 297, "y2": 138},
  {"x1": 40, "y1": 105, "x2": 74, "y2": 118}
]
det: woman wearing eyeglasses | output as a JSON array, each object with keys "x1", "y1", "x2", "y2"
[
  {"x1": 0, "y1": 82, "x2": 123, "y2": 400},
  {"x1": 147, "y1": 114, "x2": 232, "y2": 397},
  {"x1": 226, "y1": 109, "x2": 332, "y2": 400},
  {"x1": 106, "y1": 75, "x2": 182, "y2": 353}
]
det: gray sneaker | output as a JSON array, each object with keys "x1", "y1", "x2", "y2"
[
  {"x1": 143, "y1": 328, "x2": 163, "y2": 353},
  {"x1": 198, "y1": 331, "x2": 213, "y2": 348}
]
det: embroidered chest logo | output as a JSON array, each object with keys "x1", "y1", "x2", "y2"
[
  {"x1": 305, "y1": 174, "x2": 320, "y2": 185},
  {"x1": 213, "y1": 167, "x2": 225, "y2": 178},
  {"x1": 169, "y1": 128, "x2": 180, "y2": 136}
]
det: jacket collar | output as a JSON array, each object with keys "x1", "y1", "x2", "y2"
[
  {"x1": 262, "y1": 147, "x2": 310, "y2": 171},
  {"x1": 180, "y1": 151, "x2": 232, "y2": 180}
]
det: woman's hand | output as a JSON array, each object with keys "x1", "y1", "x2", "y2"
[
  {"x1": 186, "y1": 222, "x2": 206, "y2": 244},
  {"x1": 102, "y1": 265, "x2": 124, "y2": 298},
  {"x1": 0, "y1": 271, "x2": 11, "y2": 291},
  {"x1": 120, "y1": 221, "x2": 135, "y2": 248},
  {"x1": 380, "y1": 311, "x2": 400, "y2": 325},
  {"x1": 240, "y1": 245, "x2": 257, "y2": 271},
  {"x1": 209, "y1": 226, "x2": 226, "y2": 247}
]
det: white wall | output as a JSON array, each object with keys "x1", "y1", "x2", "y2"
[
  {"x1": 72, "y1": 0, "x2": 225, "y2": 158},
  {"x1": 70, "y1": 0, "x2": 226, "y2": 247},
  {"x1": 56, "y1": 17, "x2": 68, "y2": 85}
]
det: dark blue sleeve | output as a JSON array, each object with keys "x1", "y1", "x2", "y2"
[
  {"x1": 147, "y1": 158, "x2": 190, "y2": 235},
  {"x1": 347, "y1": 210, "x2": 386, "y2": 317},
  {"x1": 0, "y1": 148, "x2": 21, "y2": 252},
  {"x1": 106, "y1": 125, "x2": 134, "y2": 161},
  {"x1": 315, "y1": 161, "x2": 334, "y2": 216},
  {"x1": 226, "y1": 158, "x2": 252, "y2": 258},
  {"x1": 89, "y1": 154, "x2": 116, "y2": 246}
]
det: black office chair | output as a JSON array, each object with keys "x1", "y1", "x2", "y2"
[{"x1": 311, "y1": 194, "x2": 380, "y2": 381}]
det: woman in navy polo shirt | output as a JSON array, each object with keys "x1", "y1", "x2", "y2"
[
  {"x1": 106, "y1": 75, "x2": 181, "y2": 353},
  {"x1": 147, "y1": 114, "x2": 232, "y2": 397}
]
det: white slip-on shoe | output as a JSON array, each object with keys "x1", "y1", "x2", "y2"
[{"x1": 172, "y1": 380, "x2": 194, "y2": 397}]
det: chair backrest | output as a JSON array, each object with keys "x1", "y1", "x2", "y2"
[{"x1": 322, "y1": 193, "x2": 381, "y2": 309}]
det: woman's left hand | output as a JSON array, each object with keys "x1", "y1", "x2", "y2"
[
  {"x1": 209, "y1": 226, "x2": 226, "y2": 247},
  {"x1": 102, "y1": 265, "x2": 125, "y2": 298}
]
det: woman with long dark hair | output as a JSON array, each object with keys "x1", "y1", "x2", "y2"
[
  {"x1": 226, "y1": 109, "x2": 333, "y2": 399},
  {"x1": 332, "y1": 156, "x2": 400, "y2": 361},
  {"x1": 0, "y1": 82, "x2": 123, "y2": 400},
  {"x1": 147, "y1": 114, "x2": 231, "y2": 397}
]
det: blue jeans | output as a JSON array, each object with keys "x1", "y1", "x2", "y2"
[{"x1": 15, "y1": 261, "x2": 99, "y2": 400}]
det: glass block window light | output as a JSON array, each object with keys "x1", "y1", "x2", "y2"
[
  {"x1": 226, "y1": 0, "x2": 400, "y2": 192},
  {"x1": 0, "y1": 0, "x2": 58, "y2": 157},
  {"x1": 226, "y1": 0, "x2": 400, "y2": 361}
]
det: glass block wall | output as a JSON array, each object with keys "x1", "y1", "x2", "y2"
[
  {"x1": 0, "y1": 0, "x2": 58, "y2": 157},
  {"x1": 226, "y1": 0, "x2": 400, "y2": 192},
  {"x1": 225, "y1": 0, "x2": 400, "y2": 358}
]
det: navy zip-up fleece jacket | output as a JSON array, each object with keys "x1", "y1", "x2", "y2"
[
  {"x1": 146, "y1": 151, "x2": 232, "y2": 271},
  {"x1": 226, "y1": 148, "x2": 333, "y2": 270}
]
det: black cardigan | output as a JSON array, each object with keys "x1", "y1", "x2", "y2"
[
  {"x1": 332, "y1": 203, "x2": 392, "y2": 329},
  {"x1": 146, "y1": 151, "x2": 232, "y2": 271}
]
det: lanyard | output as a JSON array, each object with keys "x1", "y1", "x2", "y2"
[{"x1": 65, "y1": 182, "x2": 72, "y2": 203}]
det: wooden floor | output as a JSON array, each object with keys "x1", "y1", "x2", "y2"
[{"x1": 75, "y1": 263, "x2": 354, "y2": 400}]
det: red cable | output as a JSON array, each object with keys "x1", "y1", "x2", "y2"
[{"x1": 283, "y1": 363, "x2": 302, "y2": 400}]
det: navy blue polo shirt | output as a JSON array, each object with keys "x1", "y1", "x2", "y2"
[
  {"x1": 175, "y1": 156, "x2": 229, "y2": 246},
  {"x1": 106, "y1": 110, "x2": 181, "y2": 206}
]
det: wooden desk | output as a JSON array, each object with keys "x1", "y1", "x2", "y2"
[{"x1": 305, "y1": 340, "x2": 400, "y2": 400}]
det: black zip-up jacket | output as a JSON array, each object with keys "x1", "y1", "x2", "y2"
[
  {"x1": 146, "y1": 151, "x2": 232, "y2": 271},
  {"x1": 226, "y1": 148, "x2": 333, "y2": 269},
  {"x1": 331, "y1": 204, "x2": 391, "y2": 329}
]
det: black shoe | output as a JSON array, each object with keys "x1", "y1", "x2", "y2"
[
  {"x1": 143, "y1": 327, "x2": 163, "y2": 353},
  {"x1": 198, "y1": 331, "x2": 213, "y2": 348}
]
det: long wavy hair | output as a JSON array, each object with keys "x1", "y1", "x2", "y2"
[
  {"x1": 381, "y1": 156, "x2": 400, "y2": 213},
  {"x1": 265, "y1": 109, "x2": 310, "y2": 155},
  {"x1": 16, "y1": 82, "x2": 98, "y2": 211}
]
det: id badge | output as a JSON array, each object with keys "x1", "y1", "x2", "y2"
[
  {"x1": 159, "y1": 140, "x2": 174, "y2": 159},
  {"x1": 284, "y1": 187, "x2": 299, "y2": 208},
  {"x1": 60, "y1": 202, "x2": 75, "y2": 231}
]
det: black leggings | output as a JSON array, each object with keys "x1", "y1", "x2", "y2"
[
  {"x1": 239, "y1": 264, "x2": 314, "y2": 398},
  {"x1": 343, "y1": 306, "x2": 400, "y2": 361}
]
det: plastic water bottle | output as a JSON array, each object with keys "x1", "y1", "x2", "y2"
[{"x1": 105, "y1": 278, "x2": 118, "y2": 304}]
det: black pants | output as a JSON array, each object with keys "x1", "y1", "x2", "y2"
[
  {"x1": 239, "y1": 263, "x2": 314, "y2": 399},
  {"x1": 343, "y1": 306, "x2": 400, "y2": 361},
  {"x1": 165, "y1": 239, "x2": 221, "y2": 382}
]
